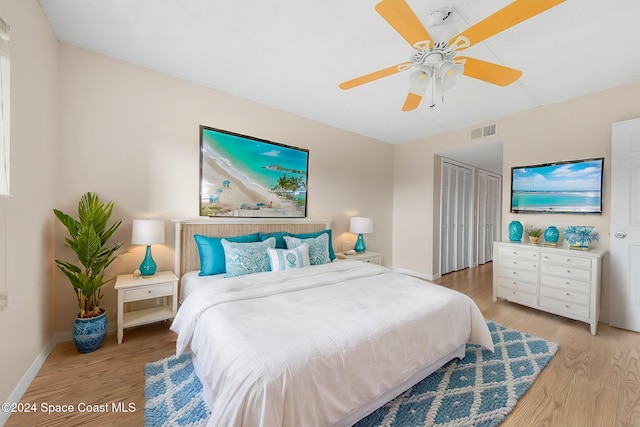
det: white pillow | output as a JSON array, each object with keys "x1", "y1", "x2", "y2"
[
  {"x1": 268, "y1": 243, "x2": 310, "y2": 271},
  {"x1": 283, "y1": 233, "x2": 331, "y2": 265}
]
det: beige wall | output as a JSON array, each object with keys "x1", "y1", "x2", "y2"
[
  {"x1": 0, "y1": 0, "x2": 58, "y2": 405},
  {"x1": 54, "y1": 44, "x2": 394, "y2": 334},
  {"x1": 393, "y1": 81, "x2": 640, "y2": 319}
]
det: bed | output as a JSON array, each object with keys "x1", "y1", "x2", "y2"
[{"x1": 170, "y1": 219, "x2": 493, "y2": 427}]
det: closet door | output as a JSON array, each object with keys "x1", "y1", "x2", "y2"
[
  {"x1": 440, "y1": 159, "x2": 475, "y2": 275},
  {"x1": 477, "y1": 170, "x2": 502, "y2": 265}
]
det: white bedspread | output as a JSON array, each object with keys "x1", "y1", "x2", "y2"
[{"x1": 171, "y1": 260, "x2": 493, "y2": 427}]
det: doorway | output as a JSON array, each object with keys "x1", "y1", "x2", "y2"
[{"x1": 477, "y1": 170, "x2": 502, "y2": 264}]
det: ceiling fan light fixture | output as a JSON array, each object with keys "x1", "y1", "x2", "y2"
[
  {"x1": 409, "y1": 70, "x2": 431, "y2": 94},
  {"x1": 440, "y1": 62, "x2": 463, "y2": 79}
]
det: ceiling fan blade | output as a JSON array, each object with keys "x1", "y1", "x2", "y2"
[
  {"x1": 458, "y1": 56, "x2": 522, "y2": 86},
  {"x1": 450, "y1": 0, "x2": 565, "y2": 50},
  {"x1": 339, "y1": 62, "x2": 412, "y2": 90},
  {"x1": 375, "y1": 0, "x2": 432, "y2": 47},
  {"x1": 402, "y1": 92, "x2": 423, "y2": 111}
]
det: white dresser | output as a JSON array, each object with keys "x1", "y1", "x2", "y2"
[{"x1": 493, "y1": 241, "x2": 605, "y2": 335}]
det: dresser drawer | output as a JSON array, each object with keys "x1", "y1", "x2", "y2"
[
  {"x1": 541, "y1": 264, "x2": 591, "y2": 281},
  {"x1": 540, "y1": 285, "x2": 590, "y2": 305},
  {"x1": 498, "y1": 257, "x2": 538, "y2": 271},
  {"x1": 124, "y1": 282, "x2": 175, "y2": 301},
  {"x1": 540, "y1": 296, "x2": 590, "y2": 319},
  {"x1": 497, "y1": 286, "x2": 537, "y2": 306},
  {"x1": 541, "y1": 253, "x2": 592, "y2": 268},
  {"x1": 497, "y1": 246, "x2": 539, "y2": 261},
  {"x1": 496, "y1": 277, "x2": 538, "y2": 294},
  {"x1": 540, "y1": 275, "x2": 591, "y2": 293},
  {"x1": 497, "y1": 267, "x2": 538, "y2": 284}
]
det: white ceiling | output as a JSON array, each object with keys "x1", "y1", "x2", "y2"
[{"x1": 39, "y1": 0, "x2": 640, "y2": 149}]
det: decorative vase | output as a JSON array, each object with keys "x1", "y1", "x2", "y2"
[
  {"x1": 544, "y1": 226, "x2": 559, "y2": 246},
  {"x1": 508, "y1": 221, "x2": 523, "y2": 242},
  {"x1": 73, "y1": 311, "x2": 108, "y2": 353}
]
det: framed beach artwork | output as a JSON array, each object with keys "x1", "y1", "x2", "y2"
[{"x1": 199, "y1": 125, "x2": 309, "y2": 218}]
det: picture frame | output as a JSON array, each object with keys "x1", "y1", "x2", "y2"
[{"x1": 199, "y1": 125, "x2": 309, "y2": 218}]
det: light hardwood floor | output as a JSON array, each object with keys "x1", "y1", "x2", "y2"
[{"x1": 6, "y1": 262, "x2": 640, "y2": 426}]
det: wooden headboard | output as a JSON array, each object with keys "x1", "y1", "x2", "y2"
[{"x1": 174, "y1": 218, "x2": 332, "y2": 277}]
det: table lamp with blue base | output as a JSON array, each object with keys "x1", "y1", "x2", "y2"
[
  {"x1": 131, "y1": 219, "x2": 165, "y2": 277},
  {"x1": 349, "y1": 217, "x2": 373, "y2": 253}
]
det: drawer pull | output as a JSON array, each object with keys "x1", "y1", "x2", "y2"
[
  {"x1": 512, "y1": 291, "x2": 516, "y2": 295},
  {"x1": 566, "y1": 259, "x2": 571, "y2": 262},
  {"x1": 566, "y1": 292, "x2": 570, "y2": 296},
  {"x1": 565, "y1": 304, "x2": 570, "y2": 308},
  {"x1": 566, "y1": 281, "x2": 570, "y2": 285},
  {"x1": 567, "y1": 270, "x2": 571, "y2": 273},
  {"x1": 148, "y1": 290, "x2": 152, "y2": 294}
]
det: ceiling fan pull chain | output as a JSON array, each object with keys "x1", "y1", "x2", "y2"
[{"x1": 430, "y1": 73, "x2": 436, "y2": 109}]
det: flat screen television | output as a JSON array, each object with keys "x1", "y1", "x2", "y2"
[
  {"x1": 199, "y1": 125, "x2": 309, "y2": 217},
  {"x1": 510, "y1": 157, "x2": 604, "y2": 214}
]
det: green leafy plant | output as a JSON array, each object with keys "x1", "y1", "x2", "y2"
[
  {"x1": 527, "y1": 228, "x2": 542, "y2": 238},
  {"x1": 54, "y1": 192, "x2": 123, "y2": 318}
]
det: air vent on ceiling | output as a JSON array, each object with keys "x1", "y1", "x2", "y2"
[{"x1": 470, "y1": 123, "x2": 498, "y2": 140}]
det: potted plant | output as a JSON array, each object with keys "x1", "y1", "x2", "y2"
[
  {"x1": 527, "y1": 228, "x2": 542, "y2": 244},
  {"x1": 54, "y1": 192, "x2": 123, "y2": 353}
]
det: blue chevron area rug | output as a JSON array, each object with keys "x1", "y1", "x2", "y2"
[{"x1": 144, "y1": 320, "x2": 558, "y2": 427}]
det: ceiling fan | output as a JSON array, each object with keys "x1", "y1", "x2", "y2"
[{"x1": 339, "y1": 0, "x2": 565, "y2": 111}]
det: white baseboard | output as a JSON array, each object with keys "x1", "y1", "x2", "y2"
[
  {"x1": 0, "y1": 337, "x2": 55, "y2": 426},
  {"x1": 392, "y1": 267, "x2": 440, "y2": 281}
]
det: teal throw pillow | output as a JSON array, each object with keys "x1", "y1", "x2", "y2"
[
  {"x1": 260, "y1": 231, "x2": 291, "y2": 249},
  {"x1": 194, "y1": 233, "x2": 261, "y2": 276}
]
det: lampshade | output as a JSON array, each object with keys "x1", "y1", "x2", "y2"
[
  {"x1": 131, "y1": 219, "x2": 165, "y2": 245},
  {"x1": 350, "y1": 217, "x2": 373, "y2": 234}
]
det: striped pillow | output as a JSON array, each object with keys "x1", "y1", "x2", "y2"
[{"x1": 268, "y1": 243, "x2": 310, "y2": 271}]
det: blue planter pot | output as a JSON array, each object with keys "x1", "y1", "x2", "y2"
[
  {"x1": 544, "y1": 226, "x2": 559, "y2": 244},
  {"x1": 73, "y1": 311, "x2": 107, "y2": 353},
  {"x1": 508, "y1": 221, "x2": 523, "y2": 242}
]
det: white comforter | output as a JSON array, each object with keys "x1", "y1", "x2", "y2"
[{"x1": 171, "y1": 260, "x2": 493, "y2": 427}]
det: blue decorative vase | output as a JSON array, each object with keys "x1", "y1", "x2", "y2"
[
  {"x1": 544, "y1": 226, "x2": 559, "y2": 244},
  {"x1": 139, "y1": 245, "x2": 157, "y2": 277},
  {"x1": 508, "y1": 221, "x2": 523, "y2": 242},
  {"x1": 354, "y1": 233, "x2": 366, "y2": 253},
  {"x1": 73, "y1": 311, "x2": 108, "y2": 353}
]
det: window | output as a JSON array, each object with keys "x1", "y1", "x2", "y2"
[{"x1": 0, "y1": 15, "x2": 9, "y2": 196}]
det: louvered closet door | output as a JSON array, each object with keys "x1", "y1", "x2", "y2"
[
  {"x1": 441, "y1": 163, "x2": 454, "y2": 274},
  {"x1": 440, "y1": 159, "x2": 475, "y2": 275},
  {"x1": 477, "y1": 170, "x2": 501, "y2": 265}
]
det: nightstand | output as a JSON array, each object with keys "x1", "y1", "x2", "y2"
[
  {"x1": 336, "y1": 251, "x2": 382, "y2": 265},
  {"x1": 114, "y1": 270, "x2": 178, "y2": 344}
]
